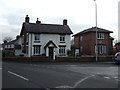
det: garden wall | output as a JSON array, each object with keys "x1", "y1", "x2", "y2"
[
  {"x1": 2, "y1": 56, "x2": 114, "y2": 62},
  {"x1": 55, "y1": 56, "x2": 114, "y2": 62},
  {"x1": 3, "y1": 56, "x2": 52, "y2": 62}
]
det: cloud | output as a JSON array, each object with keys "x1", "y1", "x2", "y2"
[
  {"x1": 3, "y1": 12, "x2": 25, "y2": 26},
  {"x1": 1, "y1": 24, "x2": 20, "y2": 42},
  {"x1": 0, "y1": 0, "x2": 119, "y2": 43}
]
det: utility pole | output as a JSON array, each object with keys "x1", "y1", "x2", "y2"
[{"x1": 94, "y1": 0, "x2": 98, "y2": 61}]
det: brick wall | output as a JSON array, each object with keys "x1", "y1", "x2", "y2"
[
  {"x1": 3, "y1": 56, "x2": 114, "y2": 62},
  {"x1": 74, "y1": 32, "x2": 113, "y2": 55},
  {"x1": 56, "y1": 56, "x2": 114, "y2": 62},
  {"x1": 3, "y1": 56, "x2": 52, "y2": 62},
  {"x1": 115, "y1": 44, "x2": 120, "y2": 52}
]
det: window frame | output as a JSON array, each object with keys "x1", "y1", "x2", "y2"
[
  {"x1": 34, "y1": 34, "x2": 40, "y2": 43},
  {"x1": 80, "y1": 36, "x2": 83, "y2": 41},
  {"x1": 97, "y1": 33, "x2": 104, "y2": 39},
  {"x1": 60, "y1": 35, "x2": 65, "y2": 43},
  {"x1": 59, "y1": 46, "x2": 66, "y2": 55},
  {"x1": 96, "y1": 44, "x2": 106, "y2": 54},
  {"x1": 33, "y1": 45, "x2": 41, "y2": 55},
  {"x1": 80, "y1": 46, "x2": 83, "y2": 53}
]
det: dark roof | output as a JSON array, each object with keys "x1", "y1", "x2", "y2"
[
  {"x1": 110, "y1": 36, "x2": 114, "y2": 40},
  {"x1": 20, "y1": 23, "x2": 73, "y2": 35},
  {"x1": 2, "y1": 39, "x2": 17, "y2": 45},
  {"x1": 115, "y1": 42, "x2": 120, "y2": 46},
  {"x1": 73, "y1": 27, "x2": 113, "y2": 36}
]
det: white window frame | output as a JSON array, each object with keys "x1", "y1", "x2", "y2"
[
  {"x1": 97, "y1": 33, "x2": 104, "y2": 39},
  {"x1": 95, "y1": 45, "x2": 106, "y2": 54},
  {"x1": 80, "y1": 46, "x2": 83, "y2": 53},
  {"x1": 34, "y1": 34, "x2": 40, "y2": 43},
  {"x1": 59, "y1": 46, "x2": 66, "y2": 55},
  {"x1": 60, "y1": 35, "x2": 65, "y2": 43},
  {"x1": 80, "y1": 36, "x2": 83, "y2": 41},
  {"x1": 33, "y1": 45, "x2": 41, "y2": 55}
]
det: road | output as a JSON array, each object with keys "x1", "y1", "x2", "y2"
[
  {"x1": 2, "y1": 61, "x2": 120, "y2": 89},
  {"x1": 0, "y1": 61, "x2": 2, "y2": 90}
]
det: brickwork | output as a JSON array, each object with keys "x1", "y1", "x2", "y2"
[
  {"x1": 3, "y1": 56, "x2": 114, "y2": 62},
  {"x1": 74, "y1": 29, "x2": 113, "y2": 55}
]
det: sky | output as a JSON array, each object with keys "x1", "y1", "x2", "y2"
[{"x1": 0, "y1": 0, "x2": 119, "y2": 43}]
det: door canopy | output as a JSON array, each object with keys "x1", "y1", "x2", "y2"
[{"x1": 44, "y1": 40, "x2": 57, "y2": 49}]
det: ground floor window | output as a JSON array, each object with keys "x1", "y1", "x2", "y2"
[
  {"x1": 95, "y1": 45, "x2": 106, "y2": 54},
  {"x1": 33, "y1": 45, "x2": 41, "y2": 55},
  {"x1": 59, "y1": 46, "x2": 66, "y2": 55},
  {"x1": 75, "y1": 49, "x2": 79, "y2": 56}
]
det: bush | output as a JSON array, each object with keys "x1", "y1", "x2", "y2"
[{"x1": 2, "y1": 50, "x2": 15, "y2": 57}]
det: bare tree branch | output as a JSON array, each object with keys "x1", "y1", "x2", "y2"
[{"x1": 3, "y1": 36, "x2": 13, "y2": 43}]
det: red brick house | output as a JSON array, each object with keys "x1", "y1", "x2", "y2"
[
  {"x1": 73, "y1": 27, "x2": 114, "y2": 56},
  {"x1": 115, "y1": 42, "x2": 120, "y2": 52}
]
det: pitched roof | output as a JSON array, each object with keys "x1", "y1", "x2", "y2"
[
  {"x1": 115, "y1": 42, "x2": 120, "y2": 46},
  {"x1": 73, "y1": 27, "x2": 113, "y2": 36},
  {"x1": 20, "y1": 23, "x2": 73, "y2": 35},
  {"x1": 2, "y1": 39, "x2": 18, "y2": 45}
]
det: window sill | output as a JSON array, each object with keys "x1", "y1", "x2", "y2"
[
  {"x1": 97, "y1": 38, "x2": 104, "y2": 40},
  {"x1": 59, "y1": 54, "x2": 66, "y2": 56},
  {"x1": 60, "y1": 42, "x2": 65, "y2": 43},
  {"x1": 34, "y1": 41, "x2": 41, "y2": 43}
]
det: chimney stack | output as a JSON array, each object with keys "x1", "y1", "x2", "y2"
[
  {"x1": 25, "y1": 15, "x2": 29, "y2": 23},
  {"x1": 63, "y1": 19, "x2": 67, "y2": 25},
  {"x1": 4, "y1": 40, "x2": 7, "y2": 44},
  {"x1": 36, "y1": 18, "x2": 41, "y2": 24},
  {"x1": 16, "y1": 35, "x2": 20, "y2": 40}
]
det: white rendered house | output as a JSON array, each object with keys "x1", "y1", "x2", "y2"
[{"x1": 20, "y1": 15, "x2": 73, "y2": 59}]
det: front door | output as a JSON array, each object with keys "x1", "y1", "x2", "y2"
[{"x1": 49, "y1": 47, "x2": 54, "y2": 59}]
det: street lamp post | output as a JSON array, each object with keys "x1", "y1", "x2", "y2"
[{"x1": 94, "y1": 0, "x2": 98, "y2": 61}]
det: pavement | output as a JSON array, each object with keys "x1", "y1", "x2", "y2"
[{"x1": 2, "y1": 61, "x2": 120, "y2": 89}]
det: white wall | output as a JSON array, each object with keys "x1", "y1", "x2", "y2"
[
  {"x1": 17, "y1": 37, "x2": 22, "y2": 45},
  {"x1": 40, "y1": 34, "x2": 71, "y2": 56},
  {"x1": 27, "y1": 33, "x2": 71, "y2": 57}
]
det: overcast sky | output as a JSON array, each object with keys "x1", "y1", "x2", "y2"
[{"x1": 0, "y1": 0, "x2": 119, "y2": 43}]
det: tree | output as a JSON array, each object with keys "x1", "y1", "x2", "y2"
[{"x1": 3, "y1": 36, "x2": 13, "y2": 43}]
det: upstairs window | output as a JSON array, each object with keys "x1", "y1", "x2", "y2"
[
  {"x1": 97, "y1": 33, "x2": 104, "y2": 39},
  {"x1": 34, "y1": 34, "x2": 40, "y2": 43},
  {"x1": 80, "y1": 36, "x2": 83, "y2": 41},
  {"x1": 60, "y1": 35, "x2": 65, "y2": 43}
]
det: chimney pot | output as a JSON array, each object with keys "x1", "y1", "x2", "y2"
[
  {"x1": 36, "y1": 18, "x2": 41, "y2": 24},
  {"x1": 25, "y1": 15, "x2": 30, "y2": 23},
  {"x1": 63, "y1": 19, "x2": 67, "y2": 25}
]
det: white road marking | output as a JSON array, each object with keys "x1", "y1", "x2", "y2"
[
  {"x1": 104, "y1": 77, "x2": 110, "y2": 79},
  {"x1": 8, "y1": 71, "x2": 29, "y2": 81},
  {"x1": 45, "y1": 88, "x2": 51, "y2": 90},
  {"x1": 113, "y1": 77, "x2": 118, "y2": 79},
  {"x1": 55, "y1": 85, "x2": 73, "y2": 88},
  {"x1": 73, "y1": 75, "x2": 95, "y2": 88}
]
